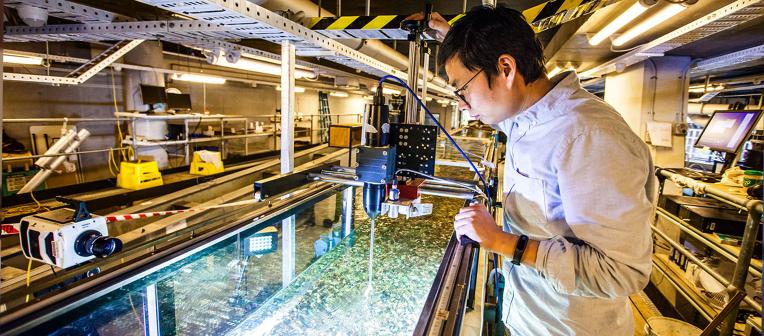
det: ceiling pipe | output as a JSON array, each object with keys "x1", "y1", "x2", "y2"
[{"x1": 262, "y1": 0, "x2": 449, "y2": 88}]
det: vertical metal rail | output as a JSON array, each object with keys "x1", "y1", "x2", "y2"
[
  {"x1": 420, "y1": 44, "x2": 430, "y2": 125},
  {"x1": 342, "y1": 186, "x2": 355, "y2": 237},
  {"x1": 406, "y1": 40, "x2": 421, "y2": 124},
  {"x1": 280, "y1": 40, "x2": 297, "y2": 287},
  {"x1": 719, "y1": 206, "x2": 762, "y2": 335},
  {"x1": 281, "y1": 40, "x2": 295, "y2": 173}
]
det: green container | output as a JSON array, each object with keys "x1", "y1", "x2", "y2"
[
  {"x1": 743, "y1": 170, "x2": 763, "y2": 188},
  {"x1": 2, "y1": 169, "x2": 43, "y2": 196}
]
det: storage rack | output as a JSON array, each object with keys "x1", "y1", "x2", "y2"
[{"x1": 653, "y1": 168, "x2": 763, "y2": 336}]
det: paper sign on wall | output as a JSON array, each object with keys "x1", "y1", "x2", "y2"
[{"x1": 646, "y1": 121, "x2": 673, "y2": 148}]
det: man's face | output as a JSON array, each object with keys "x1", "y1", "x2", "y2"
[{"x1": 444, "y1": 56, "x2": 523, "y2": 125}]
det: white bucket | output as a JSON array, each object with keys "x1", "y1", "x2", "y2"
[{"x1": 644, "y1": 317, "x2": 702, "y2": 336}]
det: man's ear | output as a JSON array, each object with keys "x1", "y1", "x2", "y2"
[{"x1": 497, "y1": 54, "x2": 517, "y2": 88}]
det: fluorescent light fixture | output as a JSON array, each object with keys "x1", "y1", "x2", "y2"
[
  {"x1": 371, "y1": 86, "x2": 402, "y2": 95},
  {"x1": 689, "y1": 84, "x2": 725, "y2": 93},
  {"x1": 171, "y1": 73, "x2": 226, "y2": 85},
  {"x1": 329, "y1": 91, "x2": 349, "y2": 97},
  {"x1": 547, "y1": 65, "x2": 575, "y2": 78},
  {"x1": 3, "y1": 54, "x2": 44, "y2": 65},
  {"x1": 275, "y1": 85, "x2": 306, "y2": 93},
  {"x1": 588, "y1": 2, "x2": 650, "y2": 46},
  {"x1": 363, "y1": 95, "x2": 374, "y2": 100},
  {"x1": 426, "y1": 97, "x2": 433, "y2": 101},
  {"x1": 211, "y1": 56, "x2": 317, "y2": 80},
  {"x1": 612, "y1": 4, "x2": 686, "y2": 46},
  {"x1": 436, "y1": 99, "x2": 450, "y2": 105}
]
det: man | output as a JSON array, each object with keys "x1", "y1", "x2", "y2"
[{"x1": 425, "y1": 5, "x2": 656, "y2": 335}]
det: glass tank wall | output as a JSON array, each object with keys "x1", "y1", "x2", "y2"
[{"x1": 24, "y1": 168, "x2": 470, "y2": 335}]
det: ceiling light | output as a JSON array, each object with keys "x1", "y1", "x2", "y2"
[
  {"x1": 547, "y1": 65, "x2": 576, "y2": 78},
  {"x1": 171, "y1": 73, "x2": 226, "y2": 85},
  {"x1": 371, "y1": 86, "x2": 401, "y2": 95},
  {"x1": 275, "y1": 85, "x2": 306, "y2": 93},
  {"x1": 210, "y1": 55, "x2": 317, "y2": 80},
  {"x1": 3, "y1": 54, "x2": 44, "y2": 65},
  {"x1": 588, "y1": 1, "x2": 651, "y2": 46},
  {"x1": 436, "y1": 99, "x2": 450, "y2": 105},
  {"x1": 329, "y1": 91, "x2": 349, "y2": 97},
  {"x1": 689, "y1": 84, "x2": 725, "y2": 93},
  {"x1": 426, "y1": 97, "x2": 433, "y2": 101},
  {"x1": 612, "y1": 3, "x2": 686, "y2": 47},
  {"x1": 363, "y1": 95, "x2": 374, "y2": 100}
]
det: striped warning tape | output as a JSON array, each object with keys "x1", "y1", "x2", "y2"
[
  {"x1": 103, "y1": 198, "x2": 260, "y2": 223},
  {"x1": 308, "y1": 0, "x2": 614, "y2": 39}
]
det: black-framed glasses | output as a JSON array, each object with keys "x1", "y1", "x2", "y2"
[{"x1": 453, "y1": 69, "x2": 483, "y2": 105}]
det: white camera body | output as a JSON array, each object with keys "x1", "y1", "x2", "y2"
[{"x1": 19, "y1": 209, "x2": 113, "y2": 269}]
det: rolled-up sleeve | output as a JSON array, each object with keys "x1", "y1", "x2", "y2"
[{"x1": 535, "y1": 128, "x2": 654, "y2": 298}]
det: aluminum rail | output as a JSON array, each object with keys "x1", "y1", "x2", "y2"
[{"x1": 656, "y1": 168, "x2": 763, "y2": 336}]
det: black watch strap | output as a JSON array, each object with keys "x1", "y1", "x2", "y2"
[{"x1": 512, "y1": 235, "x2": 529, "y2": 265}]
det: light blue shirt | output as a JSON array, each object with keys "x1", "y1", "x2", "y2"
[{"x1": 497, "y1": 71, "x2": 656, "y2": 336}]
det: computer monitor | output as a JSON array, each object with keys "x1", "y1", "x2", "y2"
[
  {"x1": 167, "y1": 93, "x2": 192, "y2": 111},
  {"x1": 695, "y1": 110, "x2": 763, "y2": 154},
  {"x1": 140, "y1": 85, "x2": 167, "y2": 111}
]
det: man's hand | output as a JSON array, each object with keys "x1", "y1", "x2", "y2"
[
  {"x1": 404, "y1": 12, "x2": 450, "y2": 42},
  {"x1": 454, "y1": 203, "x2": 503, "y2": 250}
]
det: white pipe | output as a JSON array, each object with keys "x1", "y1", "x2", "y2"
[
  {"x1": 33, "y1": 129, "x2": 76, "y2": 168},
  {"x1": 19, "y1": 129, "x2": 91, "y2": 194}
]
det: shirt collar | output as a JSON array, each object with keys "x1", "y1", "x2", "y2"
[{"x1": 512, "y1": 71, "x2": 581, "y2": 126}]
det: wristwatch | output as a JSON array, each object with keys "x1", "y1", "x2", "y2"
[{"x1": 512, "y1": 235, "x2": 529, "y2": 265}]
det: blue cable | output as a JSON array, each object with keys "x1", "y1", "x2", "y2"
[
  {"x1": 378, "y1": 75, "x2": 500, "y2": 306},
  {"x1": 378, "y1": 75, "x2": 493, "y2": 204}
]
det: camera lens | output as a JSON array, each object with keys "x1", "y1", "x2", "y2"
[
  {"x1": 74, "y1": 230, "x2": 101, "y2": 257},
  {"x1": 74, "y1": 230, "x2": 123, "y2": 258},
  {"x1": 91, "y1": 237, "x2": 123, "y2": 258}
]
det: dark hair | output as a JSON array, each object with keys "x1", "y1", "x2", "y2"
[{"x1": 438, "y1": 5, "x2": 545, "y2": 86}]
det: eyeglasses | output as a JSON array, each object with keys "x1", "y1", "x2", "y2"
[{"x1": 453, "y1": 69, "x2": 483, "y2": 105}]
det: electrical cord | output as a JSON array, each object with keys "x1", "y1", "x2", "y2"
[{"x1": 378, "y1": 75, "x2": 493, "y2": 206}]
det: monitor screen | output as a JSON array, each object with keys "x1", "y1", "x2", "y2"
[
  {"x1": 167, "y1": 93, "x2": 192, "y2": 110},
  {"x1": 695, "y1": 110, "x2": 763, "y2": 153},
  {"x1": 140, "y1": 85, "x2": 167, "y2": 105}
]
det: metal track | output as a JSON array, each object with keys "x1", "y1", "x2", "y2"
[
  {"x1": 134, "y1": 0, "x2": 407, "y2": 79},
  {"x1": 5, "y1": 0, "x2": 123, "y2": 23}
]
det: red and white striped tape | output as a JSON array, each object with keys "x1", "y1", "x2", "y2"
[{"x1": 105, "y1": 198, "x2": 260, "y2": 223}]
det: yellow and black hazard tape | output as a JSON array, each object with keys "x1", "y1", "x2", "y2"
[{"x1": 308, "y1": 0, "x2": 616, "y2": 39}]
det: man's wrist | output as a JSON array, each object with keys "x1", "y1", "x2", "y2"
[{"x1": 488, "y1": 233, "x2": 538, "y2": 268}]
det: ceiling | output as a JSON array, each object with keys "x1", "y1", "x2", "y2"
[{"x1": 4, "y1": 0, "x2": 764, "y2": 102}]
